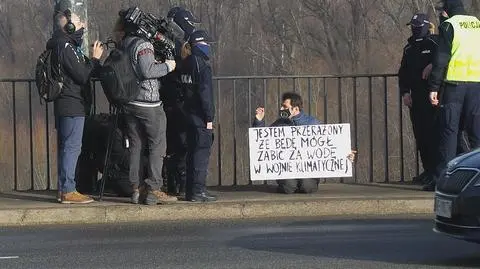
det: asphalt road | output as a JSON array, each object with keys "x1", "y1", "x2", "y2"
[{"x1": 0, "y1": 215, "x2": 479, "y2": 269}]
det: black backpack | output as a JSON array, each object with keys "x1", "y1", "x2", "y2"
[
  {"x1": 35, "y1": 48, "x2": 64, "y2": 102},
  {"x1": 76, "y1": 113, "x2": 146, "y2": 197},
  {"x1": 98, "y1": 37, "x2": 142, "y2": 106}
]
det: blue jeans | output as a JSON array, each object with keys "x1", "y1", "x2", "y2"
[{"x1": 56, "y1": 116, "x2": 85, "y2": 193}]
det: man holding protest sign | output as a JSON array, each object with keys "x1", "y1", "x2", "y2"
[{"x1": 252, "y1": 92, "x2": 356, "y2": 194}]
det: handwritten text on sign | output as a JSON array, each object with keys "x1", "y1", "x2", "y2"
[{"x1": 249, "y1": 124, "x2": 352, "y2": 181}]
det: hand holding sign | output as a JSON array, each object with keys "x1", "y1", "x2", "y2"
[{"x1": 347, "y1": 150, "x2": 357, "y2": 162}]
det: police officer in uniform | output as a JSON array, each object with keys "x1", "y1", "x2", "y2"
[
  {"x1": 398, "y1": 13, "x2": 438, "y2": 185},
  {"x1": 427, "y1": 0, "x2": 480, "y2": 191},
  {"x1": 160, "y1": 7, "x2": 199, "y2": 196},
  {"x1": 437, "y1": 8, "x2": 471, "y2": 157},
  {"x1": 180, "y1": 30, "x2": 216, "y2": 202}
]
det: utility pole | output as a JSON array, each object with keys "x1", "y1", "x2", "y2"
[
  {"x1": 53, "y1": 0, "x2": 89, "y2": 55},
  {"x1": 281, "y1": 23, "x2": 285, "y2": 68}
]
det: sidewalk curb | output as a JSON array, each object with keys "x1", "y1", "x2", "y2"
[{"x1": 0, "y1": 198, "x2": 434, "y2": 226}]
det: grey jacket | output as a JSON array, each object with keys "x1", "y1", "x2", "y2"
[{"x1": 122, "y1": 36, "x2": 172, "y2": 106}]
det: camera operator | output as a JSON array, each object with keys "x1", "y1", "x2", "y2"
[
  {"x1": 180, "y1": 30, "x2": 216, "y2": 202},
  {"x1": 160, "y1": 7, "x2": 200, "y2": 196},
  {"x1": 113, "y1": 8, "x2": 178, "y2": 205},
  {"x1": 253, "y1": 92, "x2": 356, "y2": 194}
]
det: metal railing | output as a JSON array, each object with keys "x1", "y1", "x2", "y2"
[{"x1": 0, "y1": 74, "x2": 419, "y2": 192}]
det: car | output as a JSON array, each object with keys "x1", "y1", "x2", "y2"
[{"x1": 433, "y1": 148, "x2": 480, "y2": 244}]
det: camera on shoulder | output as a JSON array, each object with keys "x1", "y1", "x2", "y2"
[{"x1": 119, "y1": 7, "x2": 185, "y2": 60}]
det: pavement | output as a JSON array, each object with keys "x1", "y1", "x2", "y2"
[
  {"x1": 1, "y1": 217, "x2": 479, "y2": 269},
  {"x1": 0, "y1": 183, "x2": 435, "y2": 226}
]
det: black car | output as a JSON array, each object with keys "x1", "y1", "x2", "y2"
[{"x1": 434, "y1": 148, "x2": 480, "y2": 243}]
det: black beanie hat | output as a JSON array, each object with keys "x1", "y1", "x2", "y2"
[{"x1": 443, "y1": 0, "x2": 465, "y2": 15}]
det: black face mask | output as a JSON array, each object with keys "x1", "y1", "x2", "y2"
[
  {"x1": 411, "y1": 25, "x2": 429, "y2": 38},
  {"x1": 279, "y1": 109, "x2": 291, "y2": 119},
  {"x1": 70, "y1": 27, "x2": 85, "y2": 47}
]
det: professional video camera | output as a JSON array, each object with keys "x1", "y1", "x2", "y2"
[
  {"x1": 120, "y1": 7, "x2": 185, "y2": 61},
  {"x1": 91, "y1": 37, "x2": 117, "y2": 50}
]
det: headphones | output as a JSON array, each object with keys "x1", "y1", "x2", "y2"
[{"x1": 63, "y1": 9, "x2": 76, "y2": 34}]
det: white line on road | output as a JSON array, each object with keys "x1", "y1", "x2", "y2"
[{"x1": 0, "y1": 256, "x2": 19, "y2": 260}]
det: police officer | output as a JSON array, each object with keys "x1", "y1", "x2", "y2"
[
  {"x1": 436, "y1": 7, "x2": 471, "y2": 157},
  {"x1": 427, "y1": 0, "x2": 480, "y2": 191},
  {"x1": 398, "y1": 13, "x2": 438, "y2": 185},
  {"x1": 160, "y1": 7, "x2": 200, "y2": 196},
  {"x1": 167, "y1": 7, "x2": 197, "y2": 41},
  {"x1": 180, "y1": 30, "x2": 216, "y2": 202}
]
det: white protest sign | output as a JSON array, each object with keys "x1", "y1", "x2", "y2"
[{"x1": 248, "y1": 124, "x2": 352, "y2": 181}]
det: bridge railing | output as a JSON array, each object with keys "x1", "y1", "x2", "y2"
[{"x1": 0, "y1": 74, "x2": 419, "y2": 192}]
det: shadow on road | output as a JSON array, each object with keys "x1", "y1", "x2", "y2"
[{"x1": 227, "y1": 219, "x2": 480, "y2": 267}]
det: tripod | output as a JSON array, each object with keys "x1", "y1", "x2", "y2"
[{"x1": 98, "y1": 105, "x2": 121, "y2": 201}]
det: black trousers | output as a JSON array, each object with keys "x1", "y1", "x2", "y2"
[
  {"x1": 457, "y1": 123, "x2": 471, "y2": 155},
  {"x1": 186, "y1": 124, "x2": 213, "y2": 197},
  {"x1": 124, "y1": 104, "x2": 167, "y2": 191},
  {"x1": 432, "y1": 83, "x2": 480, "y2": 183},
  {"x1": 164, "y1": 106, "x2": 188, "y2": 193},
  {"x1": 409, "y1": 102, "x2": 436, "y2": 176},
  {"x1": 277, "y1": 178, "x2": 319, "y2": 194}
]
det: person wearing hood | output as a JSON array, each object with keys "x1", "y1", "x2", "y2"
[
  {"x1": 398, "y1": 13, "x2": 439, "y2": 186},
  {"x1": 252, "y1": 92, "x2": 357, "y2": 194},
  {"x1": 179, "y1": 30, "x2": 216, "y2": 202},
  {"x1": 47, "y1": 9, "x2": 104, "y2": 203},
  {"x1": 427, "y1": 0, "x2": 480, "y2": 191},
  {"x1": 160, "y1": 7, "x2": 200, "y2": 197}
]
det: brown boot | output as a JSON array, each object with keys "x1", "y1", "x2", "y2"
[
  {"x1": 145, "y1": 190, "x2": 178, "y2": 205},
  {"x1": 61, "y1": 191, "x2": 94, "y2": 204}
]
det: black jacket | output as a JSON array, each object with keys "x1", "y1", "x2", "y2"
[
  {"x1": 46, "y1": 30, "x2": 100, "y2": 117},
  {"x1": 180, "y1": 46, "x2": 215, "y2": 127},
  {"x1": 160, "y1": 40, "x2": 190, "y2": 108},
  {"x1": 428, "y1": 1, "x2": 468, "y2": 91},
  {"x1": 160, "y1": 65, "x2": 184, "y2": 109},
  {"x1": 398, "y1": 35, "x2": 438, "y2": 97},
  {"x1": 160, "y1": 68, "x2": 189, "y2": 131}
]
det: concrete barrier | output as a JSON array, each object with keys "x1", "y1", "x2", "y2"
[{"x1": 0, "y1": 198, "x2": 434, "y2": 226}]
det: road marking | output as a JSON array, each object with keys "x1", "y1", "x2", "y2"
[{"x1": 0, "y1": 256, "x2": 19, "y2": 260}]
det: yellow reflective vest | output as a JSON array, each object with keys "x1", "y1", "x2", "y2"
[{"x1": 445, "y1": 15, "x2": 480, "y2": 82}]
